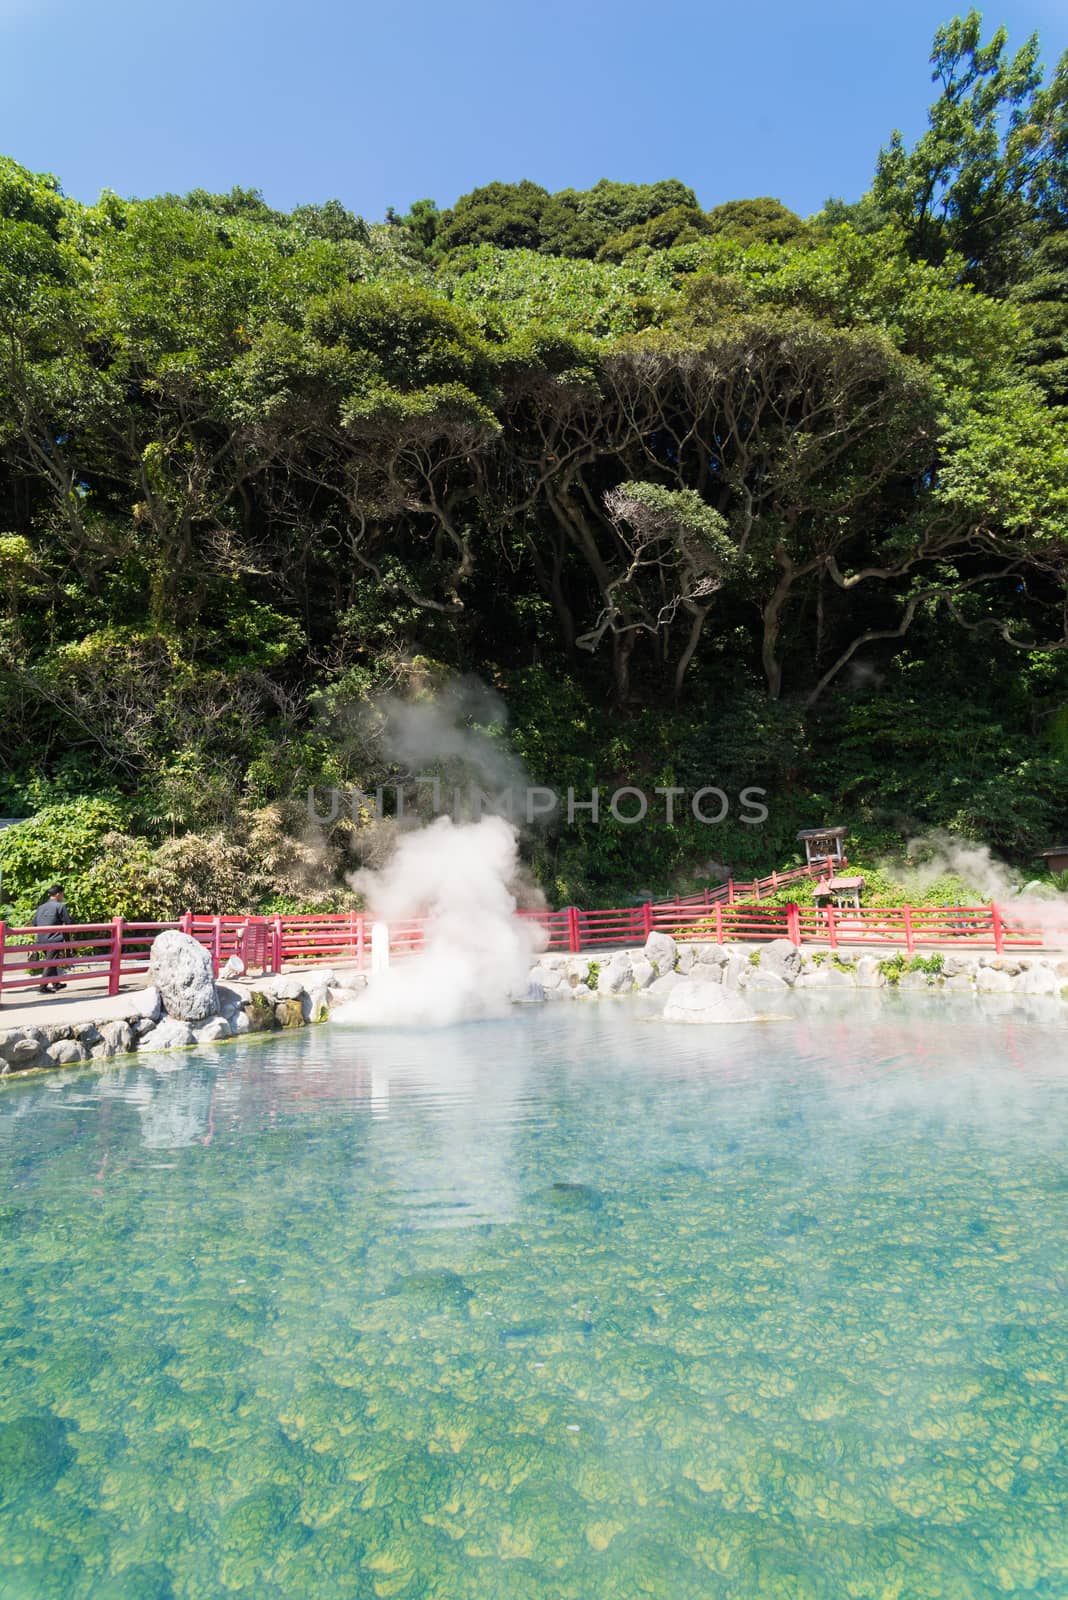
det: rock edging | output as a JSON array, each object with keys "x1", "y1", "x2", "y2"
[
  {"x1": 0, "y1": 964, "x2": 369, "y2": 1077},
  {"x1": 529, "y1": 936, "x2": 1068, "y2": 1005}
]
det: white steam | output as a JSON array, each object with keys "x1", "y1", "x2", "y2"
[
  {"x1": 334, "y1": 815, "x2": 542, "y2": 1028},
  {"x1": 899, "y1": 830, "x2": 1068, "y2": 939}
]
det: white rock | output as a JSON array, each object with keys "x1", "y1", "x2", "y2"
[
  {"x1": 302, "y1": 986, "x2": 331, "y2": 1022},
  {"x1": 690, "y1": 961, "x2": 723, "y2": 984},
  {"x1": 231, "y1": 1009, "x2": 251, "y2": 1034},
  {"x1": 946, "y1": 974, "x2": 975, "y2": 991},
  {"x1": 529, "y1": 965, "x2": 563, "y2": 991},
  {"x1": 758, "y1": 938, "x2": 802, "y2": 982},
  {"x1": 675, "y1": 945, "x2": 697, "y2": 974},
  {"x1": 192, "y1": 1017, "x2": 232, "y2": 1043},
  {"x1": 975, "y1": 967, "x2": 1013, "y2": 993},
  {"x1": 598, "y1": 955, "x2": 634, "y2": 995},
  {"x1": 855, "y1": 957, "x2": 886, "y2": 988},
  {"x1": 147, "y1": 933, "x2": 218, "y2": 1022},
  {"x1": 630, "y1": 958, "x2": 656, "y2": 990},
  {"x1": 573, "y1": 983, "x2": 593, "y2": 998},
  {"x1": 663, "y1": 980, "x2": 756, "y2": 1025},
  {"x1": 1014, "y1": 964, "x2": 1061, "y2": 996},
  {"x1": 128, "y1": 987, "x2": 164, "y2": 1023},
  {"x1": 721, "y1": 958, "x2": 750, "y2": 990},
  {"x1": 99, "y1": 1019, "x2": 135, "y2": 1056},
  {"x1": 45, "y1": 1039, "x2": 88, "y2": 1066},
  {"x1": 138, "y1": 1018, "x2": 196, "y2": 1052},
  {"x1": 690, "y1": 942, "x2": 730, "y2": 966},
  {"x1": 565, "y1": 956, "x2": 590, "y2": 986},
  {"x1": 746, "y1": 970, "x2": 789, "y2": 993},
  {"x1": 647, "y1": 971, "x2": 684, "y2": 996},
  {"x1": 264, "y1": 974, "x2": 306, "y2": 1001},
  {"x1": 643, "y1": 931, "x2": 677, "y2": 972}
]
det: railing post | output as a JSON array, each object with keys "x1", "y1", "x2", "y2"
[
  {"x1": 567, "y1": 906, "x2": 581, "y2": 953},
  {"x1": 786, "y1": 902, "x2": 801, "y2": 947},
  {"x1": 991, "y1": 902, "x2": 1004, "y2": 954},
  {"x1": 903, "y1": 905, "x2": 914, "y2": 955},
  {"x1": 772, "y1": 870, "x2": 779, "y2": 892},
  {"x1": 827, "y1": 905, "x2": 838, "y2": 950},
  {"x1": 210, "y1": 915, "x2": 222, "y2": 978},
  {"x1": 356, "y1": 913, "x2": 366, "y2": 970},
  {"x1": 714, "y1": 903, "x2": 723, "y2": 944},
  {"x1": 642, "y1": 902, "x2": 653, "y2": 940},
  {"x1": 180, "y1": 910, "x2": 193, "y2": 938},
  {"x1": 108, "y1": 917, "x2": 124, "y2": 997},
  {"x1": 272, "y1": 914, "x2": 283, "y2": 973},
  {"x1": 349, "y1": 908, "x2": 357, "y2": 960},
  {"x1": 703, "y1": 889, "x2": 710, "y2": 910},
  {"x1": 0, "y1": 920, "x2": 6, "y2": 1005}
]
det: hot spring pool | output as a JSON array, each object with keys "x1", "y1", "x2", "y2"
[{"x1": 2, "y1": 994, "x2": 1068, "y2": 1598}]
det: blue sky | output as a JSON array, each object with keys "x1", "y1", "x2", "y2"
[{"x1": 2, "y1": 0, "x2": 1066, "y2": 221}]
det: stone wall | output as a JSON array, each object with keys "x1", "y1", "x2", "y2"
[
  {"x1": 529, "y1": 937, "x2": 1068, "y2": 1004},
  {"x1": 0, "y1": 969, "x2": 369, "y2": 1077}
]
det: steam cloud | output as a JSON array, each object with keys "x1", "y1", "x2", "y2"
[{"x1": 334, "y1": 680, "x2": 545, "y2": 1028}]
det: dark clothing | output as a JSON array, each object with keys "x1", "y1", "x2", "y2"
[{"x1": 31, "y1": 899, "x2": 73, "y2": 981}]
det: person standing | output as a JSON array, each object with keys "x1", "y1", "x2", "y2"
[{"x1": 32, "y1": 886, "x2": 73, "y2": 993}]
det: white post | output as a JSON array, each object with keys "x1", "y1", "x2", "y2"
[{"x1": 370, "y1": 921, "x2": 390, "y2": 975}]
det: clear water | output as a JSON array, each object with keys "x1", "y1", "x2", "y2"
[{"x1": 2, "y1": 995, "x2": 1068, "y2": 1599}]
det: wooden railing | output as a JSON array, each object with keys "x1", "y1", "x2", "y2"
[{"x1": 0, "y1": 888, "x2": 1047, "y2": 1005}]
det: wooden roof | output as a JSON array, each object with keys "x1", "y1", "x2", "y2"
[{"x1": 796, "y1": 827, "x2": 847, "y2": 840}]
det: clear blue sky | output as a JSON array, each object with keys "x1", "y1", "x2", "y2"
[{"x1": 2, "y1": 0, "x2": 1066, "y2": 221}]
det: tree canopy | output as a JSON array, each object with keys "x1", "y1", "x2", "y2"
[{"x1": 2, "y1": 10, "x2": 1068, "y2": 907}]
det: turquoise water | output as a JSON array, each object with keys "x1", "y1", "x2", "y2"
[{"x1": 2, "y1": 995, "x2": 1068, "y2": 1598}]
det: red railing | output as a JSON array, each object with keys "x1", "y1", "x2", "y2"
[{"x1": 0, "y1": 891, "x2": 1047, "y2": 1006}]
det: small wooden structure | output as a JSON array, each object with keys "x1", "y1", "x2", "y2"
[
  {"x1": 813, "y1": 874, "x2": 866, "y2": 912},
  {"x1": 1039, "y1": 847, "x2": 1068, "y2": 875},
  {"x1": 796, "y1": 826, "x2": 847, "y2": 867}
]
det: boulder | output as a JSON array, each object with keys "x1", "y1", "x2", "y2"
[
  {"x1": 132, "y1": 1015, "x2": 157, "y2": 1038},
  {"x1": 264, "y1": 975, "x2": 305, "y2": 1002},
  {"x1": 689, "y1": 960, "x2": 723, "y2": 984},
  {"x1": 529, "y1": 965, "x2": 563, "y2": 992},
  {"x1": 1014, "y1": 964, "x2": 1061, "y2": 996},
  {"x1": 975, "y1": 967, "x2": 1013, "y2": 993},
  {"x1": 855, "y1": 956, "x2": 886, "y2": 988},
  {"x1": 675, "y1": 944, "x2": 697, "y2": 974},
  {"x1": 946, "y1": 974, "x2": 975, "y2": 992},
  {"x1": 690, "y1": 942, "x2": 730, "y2": 966},
  {"x1": 72, "y1": 1023, "x2": 102, "y2": 1047},
  {"x1": 128, "y1": 987, "x2": 164, "y2": 1023},
  {"x1": 147, "y1": 933, "x2": 217, "y2": 1022},
  {"x1": 231, "y1": 1008, "x2": 251, "y2": 1035},
  {"x1": 245, "y1": 993, "x2": 278, "y2": 1032},
  {"x1": 138, "y1": 1018, "x2": 195, "y2": 1053},
  {"x1": 598, "y1": 955, "x2": 634, "y2": 995},
  {"x1": 643, "y1": 931, "x2": 677, "y2": 972},
  {"x1": 746, "y1": 970, "x2": 789, "y2": 993},
  {"x1": 275, "y1": 999, "x2": 305, "y2": 1029},
  {"x1": 302, "y1": 986, "x2": 331, "y2": 1023},
  {"x1": 45, "y1": 1039, "x2": 87, "y2": 1067},
  {"x1": 758, "y1": 938, "x2": 803, "y2": 983},
  {"x1": 98, "y1": 1020, "x2": 135, "y2": 1057},
  {"x1": 647, "y1": 971, "x2": 684, "y2": 996},
  {"x1": 721, "y1": 958, "x2": 750, "y2": 990},
  {"x1": 216, "y1": 984, "x2": 245, "y2": 1020},
  {"x1": 565, "y1": 956, "x2": 590, "y2": 987},
  {"x1": 630, "y1": 958, "x2": 656, "y2": 990},
  {"x1": 0, "y1": 1031, "x2": 45, "y2": 1067},
  {"x1": 192, "y1": 1016, "x2": 232, "y2": 1043},
  {"x1": 663, "y1": 980, "x2": 756, "y2": 1025},
  {"x1": 39, "y1": 1024, "x2": 74, "y2": 1045}
]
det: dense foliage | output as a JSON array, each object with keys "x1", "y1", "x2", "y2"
[{"x1": 1, "y1": 10, "x2": 1067, "y2": 912}]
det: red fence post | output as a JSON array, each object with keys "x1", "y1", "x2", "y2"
[
  {"x1": 991, "y1": 902, "x2": 1004, "y2": 954},
  {"x1": 0, "y1": 921, "x2": 6, "y2": 1005},
  {"x1": 272, "y1": 914, "x2": 283, "y2": 973},
  {"x1": 211, "y1": 915, "x2": 222, "y2": 978},
  {"x1": 827, "y1": 905, "x2": 838, "y2": 950},
  {"x1": 714, "y1": 903, "x2": 723, "y2": 944},
  {"x1": 903, "y1": 906, "x2": 914, "y2": 955},
  {"x1": 108, "y1": 917, "x2": 124, "y2": 997},
  {"x1": 786, "y1": 902, "x2": 801, "y2": 947},
  {"x1": 567, "y1": 906, "x2": 581, "y2": 953},
  {"x1": 180, "y1": 910, "x2": 193, "y2": 938},
  {"x1": 728, "y1": 879, "x2": 735, "y2": 906},
  {"x1": 642, "y1": 902, "x2": 653, "y2": 940}
]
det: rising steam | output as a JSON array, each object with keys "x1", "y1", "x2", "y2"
[{"x1": 334, "y1": 680, "x2": 545, "y2": 1028}]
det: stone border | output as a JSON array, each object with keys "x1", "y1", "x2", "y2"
[
  {"x1": 0, "y1": 969, "x2": 368, "y2": 1077},
  {"x1": 529, "y1": 934, "x2": 1068, "y2": 1003}
]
